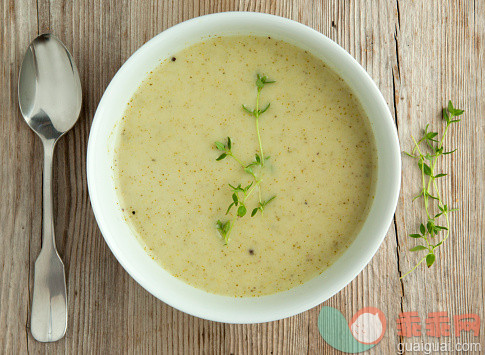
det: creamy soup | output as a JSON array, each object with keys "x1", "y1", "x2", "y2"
[{"x1": 113, "y1": 36, "x2": 377, "y2": 297}]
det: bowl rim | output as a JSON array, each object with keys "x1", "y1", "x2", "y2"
[{"x1": 87, "y1": 11, "x2": 401, "y2": 323}]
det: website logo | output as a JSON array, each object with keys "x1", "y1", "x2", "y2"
[{"x1": 318, "y1": 306, "x2": 386, "y2": 353}]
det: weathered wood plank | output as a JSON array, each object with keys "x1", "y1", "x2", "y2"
[
  {"x1": 1, "y1": 0, "x2": 483, "y2": 354},
  {"x1": 0, "y1": 1, "x2": 40, "y2": 354},
  {"x1": 395, "y1": 0, "x2": 485, "y2": 351}
]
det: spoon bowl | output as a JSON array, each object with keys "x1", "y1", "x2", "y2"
[
  {"x1": 18, "y1": 33, "x2": 82, "y2": 342},
  {"x1": 19, "y1": 33, "x2": 82, "y2": 141}
]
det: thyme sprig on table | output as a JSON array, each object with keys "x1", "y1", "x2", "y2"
[
  {"x1": 214, "y1": 74, "x2": 276, "y2": 244},
  {"x1": 401, "y1": 101, "x2": 463, "y2": 278}
]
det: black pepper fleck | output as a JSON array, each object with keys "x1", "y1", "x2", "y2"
[
  {"x1": 132, "y1": 211, "x2": 136, "y2": 215},
  {"x1": 171, "y1": 57, "x2": 176, "y2": 61},
  {"x1": 249, "y1": 249, "x2": 254, "y2": 255}
]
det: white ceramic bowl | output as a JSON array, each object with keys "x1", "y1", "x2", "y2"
[{"x1": 87, "y1": 12, "x2": 401, "y2": 323}]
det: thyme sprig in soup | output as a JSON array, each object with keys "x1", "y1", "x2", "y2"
[
  {"x1": 113, "y1": 35, "x2": 377, "y2": 297},
  {"x1": 215, "y1": 73, "x2": 276, "y2": 244}
]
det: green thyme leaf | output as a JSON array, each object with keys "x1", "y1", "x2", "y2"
[
  {"x1": 237, "y1": 205, "x2": 247, "y2": 217},
  {"x1": 418, "y1": 160, "x2": 432, "y2": 176},
  {"x1": 410, "y1": 245, "x2": 427, "y2": 252},
  {"x1": 242, "y1": 104, "x2": 253, "y2": 114},
  {"x1": 420, "y1": 223, "x2": 426, "y2": 234},
  {"x1": 215, "y1": 141, "x2": 225, "y2": 151},
  {"x1": 226, "y1": 202, "x2": 235, "y2": 215},
  {"x1": 216, "y1": 153, "x2": 227, "y2": 161},
  {"x1": 426, "y1": 253, "x2": 436, "y2": 268},
  {"x1": 244, "y1": 166, "x2": 254, "y2": 175},
  {"x1": 260, "y1": 103, "x2": 271, "y2": 114},
  {"x1": 443, "y1": 148, "x2": 457, "y2": 155}
]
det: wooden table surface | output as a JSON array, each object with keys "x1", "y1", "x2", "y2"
[{"x1": 1, "y1": 1, "x2": 484, "y2": 353}]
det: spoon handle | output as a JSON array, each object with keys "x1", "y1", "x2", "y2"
[{"x1": 30, "y1": 140, "x2": 68, "y2": 342}]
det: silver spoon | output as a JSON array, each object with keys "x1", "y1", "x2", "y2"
[{"x1": 18, "y1": 33, "x2": 82, "y2": 342}]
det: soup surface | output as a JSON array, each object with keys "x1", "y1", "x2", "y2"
[{"x1": 113, "y1": 36, "x2": 377, "y2": 297}]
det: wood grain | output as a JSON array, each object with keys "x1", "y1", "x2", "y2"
[
  {"x1": 1, "y1": 0, "x2": 483, "y2": 354},
  {"x1": 394, "y1": 0, "x2": 485, "y2": 352}
]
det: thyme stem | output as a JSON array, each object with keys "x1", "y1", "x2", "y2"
[{"x1": 255, "y1": 88, "x2": 265, "y2": 166}]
